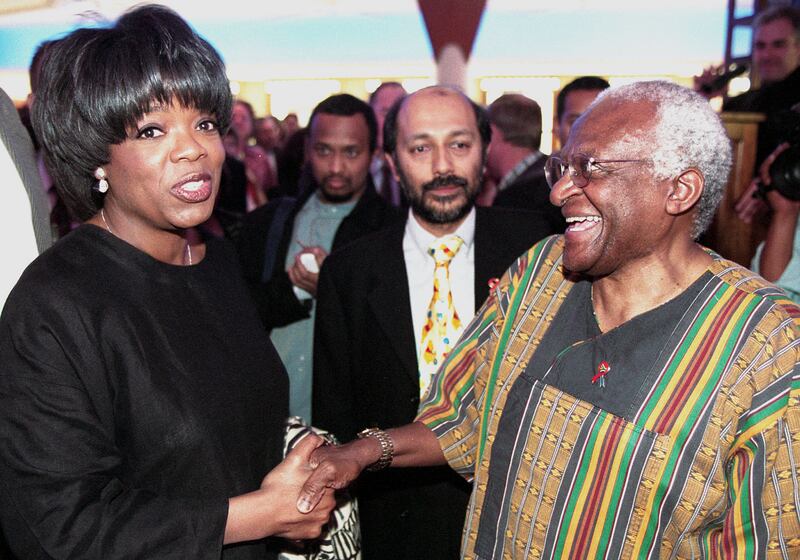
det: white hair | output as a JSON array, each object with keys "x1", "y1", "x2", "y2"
[{"x1": 590, "y1": 80, "x2": 732, "y2": 239}]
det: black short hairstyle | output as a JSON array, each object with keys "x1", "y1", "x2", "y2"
[
  {"x1": 382, "y1": 86, "x2": 492, "y2": 159},
  {"x1": 31, "y1": 4, "x2": 232, "y2": 221},
  {"x1": 28, "y1": 39, "x2": 57, "y2": 95},
  {"x1": 307, "y1": 94, "x2": 378, "y2": 153},
  {"x1": 556, "y1": 76, "x2": 610, "y2": 121}
]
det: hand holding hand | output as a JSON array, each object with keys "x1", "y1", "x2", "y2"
[
  {"x1": 296, "y1": 438, "x2": 380, "y2": 514},
  {"x1": 224, "y1": 434, "x2": 336, "y2": 544},
  {"x1": 287, "y1": 246, "x2": 327, "y2": 297}
]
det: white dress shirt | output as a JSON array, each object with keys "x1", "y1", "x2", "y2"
[{"x1": 403, "y1": 207, "x2": 476, "y2": 365}]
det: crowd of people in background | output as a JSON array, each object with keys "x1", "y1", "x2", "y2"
[{"x1": 1, "y1": 3, "x2": 799, "y2": 560}]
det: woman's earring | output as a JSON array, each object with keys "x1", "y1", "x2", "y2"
[{"x1": 94, "y1": 168, "x2": 109, "y2": 194}]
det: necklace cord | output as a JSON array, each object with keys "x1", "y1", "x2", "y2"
[{"x1": 100, "y1": 208, "x2": 192, "y2": 266}]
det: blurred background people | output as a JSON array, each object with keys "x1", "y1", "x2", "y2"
[
  {"x1": 722, "y1": 6, "x2": 800, "y2": 166},
  {"x1": 554, "y1": 75, "x2": 610, "y2": 152},
  {"x1": 20, "y1": 38, "x2": 78, "y2": 239},
  {"x1": 237, "y1": 93, "x2": 399, "y2": 423},
  {"x1": 230, "y1": 99, "x2": 276, "y2": 210},
  {"x1": 282, "y1": 112, "x2": 300, "y2": 142},
  {"x1": 749, "y1": 141, "x2": 800, "y2": 303},
  {"x1": 485, "y1": 92, "x2": 565, "y2": 232},
  {"x1": 368, "y1": 81, "x2": 406, "y2": 206}
]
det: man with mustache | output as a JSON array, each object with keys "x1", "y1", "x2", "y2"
[
  {"x1": 237, "y1": 93, "x2": 398, "y2": 422},
  {"x1": 312, "y1": 86, "x2": 556, "y2": 559}
]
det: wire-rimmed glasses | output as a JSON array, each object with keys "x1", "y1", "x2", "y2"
[{"x1": 544, "y1": 154, "x2": 651, "y2": 189}]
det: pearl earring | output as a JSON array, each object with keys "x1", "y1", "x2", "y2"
[{"x1": 94, "y1": 168, "x2": 109, "y2": 194}]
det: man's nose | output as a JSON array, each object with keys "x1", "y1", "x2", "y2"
[
  {"x1": 549, "y1": 172, "x2": 580, "y2": 208},
  {"x1": 432, "y1": 146, "x2": 453, "y2": 176}
]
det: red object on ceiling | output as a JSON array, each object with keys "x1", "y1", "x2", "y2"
[{"x1": 418, "y1": 0, "x2": 487, "y2": 61}]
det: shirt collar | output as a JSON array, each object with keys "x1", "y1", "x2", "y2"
[
  {"x1": 497, "y1": 150, "x2": 544, "y2": 193},
  {"x1": 406, "y1": 206, "x2": 477, "y2": 257}
]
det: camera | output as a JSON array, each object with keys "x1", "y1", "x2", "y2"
[
  {"x1": 767, "y1": 145, "x2": 800, "y2": 200},
  {"x1": 755, "y1": 108, "x2": 800, "y2": 200}
]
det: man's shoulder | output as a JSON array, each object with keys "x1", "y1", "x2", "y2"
[
  {"x1": 336, "y1": 186, "x2": 402, "y2": 242},
  {"x1": 242, "y1": 196, "x2": 299, "y2": 230},
  {"x1": 710, "y1": 256, "x2": 800, "y2": 323},
  {"x1": 487, "y1": 234, "x2": 566, "y2": 288},
  {"x1": 324, "y1": 222, "x2": 403, "y2": 272}
]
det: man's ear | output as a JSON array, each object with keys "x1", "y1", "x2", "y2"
[
  {"x1": 666, "y1": 168, "x2": 704, "y2": 216},
  {"x1": 384, "y1": 152, "x2": 400, "y2": 181}
]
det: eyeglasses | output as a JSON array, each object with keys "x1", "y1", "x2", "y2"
[{"x1": 544, "y1": 154, "x2": 651, "y2": 189}]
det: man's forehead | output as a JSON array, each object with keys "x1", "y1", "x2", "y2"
[
  {"x1": 399, "y1": 88, "x2": 476, "y2": 133},
  {"x1": 309, "y1": 112, "x2": 369, "y2": 142},
  {"x1": 756, "y1": 18, "x2": 796, "y2": 41},
  {"x1": 567, "y1": 98, "x2": 654, "y2": 153}
]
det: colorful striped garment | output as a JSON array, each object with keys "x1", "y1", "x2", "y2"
[{"x1": 417, "y1": 235, "x2": 800, "y2": 559}]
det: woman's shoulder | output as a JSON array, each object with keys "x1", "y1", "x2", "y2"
[{"x1": 6, "y1": 226, "x2": 111, "y2": 313}]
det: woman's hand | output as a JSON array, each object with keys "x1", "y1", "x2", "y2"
[{"x1": 225, "y1": 434, "x2": 336, "y2": 543}]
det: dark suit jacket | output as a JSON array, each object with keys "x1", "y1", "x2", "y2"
[
  {"x1": 312, "y1": 206, "x2": 556, "y2": 559},
  {"x1": 0, "y1": 89, "x2": 53, "y2": 253},
  {"x1": 236, "y1": 180, "x2": 399, "y2": 331},
  {"x1": 492, "y1": 154, "x2": 566, "y2": 234}
]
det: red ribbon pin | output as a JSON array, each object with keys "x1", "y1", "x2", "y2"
[{"x1": 591, "y1": 360, "x2": 611, "y2": 387}]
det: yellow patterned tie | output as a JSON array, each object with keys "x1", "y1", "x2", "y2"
[{"x1": 419, "y1": 235, "x2": 464, "y2": 398}]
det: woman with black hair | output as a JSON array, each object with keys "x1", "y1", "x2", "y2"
[{"x1": 0, "y1": 5, "x2": 333, "y2": 559}]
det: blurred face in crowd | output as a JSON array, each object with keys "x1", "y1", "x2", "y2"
[
  {"x1": 753, "y1": 18, "x2": 800, "y2": 83},
  {"x1": 256, "y1": 116, "x2": 282, "y2": 150},
  {"x1": 307, "y1": 112, "x2": 372, "y2": 203},
  {"x1": 558, "y1": 88, "x2": 605, "y2": 149},
  {"x1": 231, "y1": 101, "x2": 254, "y2": 141},
  {"x1": 283, "y1": 113, "x2": 300, "y2": 137},
  {"x1": 370, "y1": 83, "x2": 406, "y2": 151},
  {"x1": 388, "y1": 87, "x2": 483, "y2": 231}
]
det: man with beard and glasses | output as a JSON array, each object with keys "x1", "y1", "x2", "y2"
[
  {"x1": 237, "y1": 93, "x2": 399, "y2": 422},
  {"x1": 311, "y1": 86, "x2": 556, "y2": 559},
  {"x1": 301, "y1": 81, "x2": 800, "y2": 559}
]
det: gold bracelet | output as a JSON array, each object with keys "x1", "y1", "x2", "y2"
[{"x1": 357, "y1": 427, "x2": 394, "y2": 471}]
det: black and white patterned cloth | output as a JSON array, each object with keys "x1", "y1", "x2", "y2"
[{"x1": 279, "y1": 416, "x2": 361, "y2": 560}]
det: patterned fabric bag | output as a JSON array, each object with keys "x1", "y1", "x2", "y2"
[{"x1": 279, "y1": 416, "x2": 361, "y2": 560}]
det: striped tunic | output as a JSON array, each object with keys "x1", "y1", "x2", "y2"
[{"x1": 417, "y1": 235, "x2": 800, "y2": 559}]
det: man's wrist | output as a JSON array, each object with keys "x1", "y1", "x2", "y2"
[{"x1": 357, "y1": 427, "x2": 394, "y2": 471}]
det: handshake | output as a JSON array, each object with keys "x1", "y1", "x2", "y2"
[{"x1": 225, "y1": 425, "x2": 385, "y2": 546}]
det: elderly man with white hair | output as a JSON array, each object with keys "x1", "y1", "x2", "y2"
[{"x1": 299, "y1": 80, "x2": 800, "y2": 559}]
